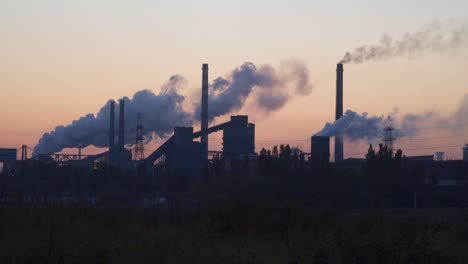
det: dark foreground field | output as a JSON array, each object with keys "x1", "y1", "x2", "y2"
[{"x1": 1, "y1": 202, "x2": 468, "y2": 264}]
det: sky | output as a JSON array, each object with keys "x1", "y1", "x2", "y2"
[{"x1": 1, "y1": 0, "x2": 468, "y2": 159}]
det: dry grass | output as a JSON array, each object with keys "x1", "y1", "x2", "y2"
[{"x1": 0, "y1": 203, "x2": 468, "y2": 264}]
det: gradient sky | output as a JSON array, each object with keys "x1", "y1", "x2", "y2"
[{"x1": 1, "y1": 0, "x2": 468, "y2": 159}]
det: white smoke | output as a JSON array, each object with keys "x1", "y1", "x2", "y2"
[
  {"x1": 340, "y1": 19, "x2": 468, "y2": 64},
  {"x1": 195, "y1": 60, "x2": 315, "y2": 121},
  {"x1": 34, "y1": 61, "x2": 315, "y2": 154},
  {"x1": 315, "y1": 110, "x2": 389, "y2": 141},
  {"x1": 315, "y1": 93, "x2": 468, "y2": 141},
  {"x1": 33, "y1": 75, "x2": 191, "y2": 155}
]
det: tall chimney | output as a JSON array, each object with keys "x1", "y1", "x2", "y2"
[
  {"x1": 201, "y1": 63, "x2": 209, "y2": 159},
  {"x1": 118, "y1": 99, "x2": 125, "y2": 149},
  {"x1": 335, "y1": 63, "x2": 344, "y2": 162},
  {"x1": 109, "y1": 101, "x2": 115, "y2": 151},
  {"x1": 21, "y1": 145, "x2": 27, "y2": 160}
]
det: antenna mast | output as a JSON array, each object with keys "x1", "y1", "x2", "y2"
[
  {"x1": 134, "y1": 113, "x2": 145, "y2": 161},
  {"x1": 383, "y1": 116, "x2": 395, "y2": 151}
]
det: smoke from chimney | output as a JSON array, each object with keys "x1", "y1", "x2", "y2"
[
  {"x1": 315, "y1": 110, "x2": 391, "y2": 141},
  {"x1": 339, "y1": 19, "x2": 468, "y2": 64},
  {"x1": 314, "y1": 93, "x2": 468, "y2": 141},
  {"x1": 211, "y1": 77, "x2": 229, "y2": 91},
  {"x1": 195, "y1": 60, "x2": 314, "y2": 121},
  {"x1": 33, "y1": 75, "x2": 192, "y2": 155},
  {"x1": 33, "y1": 61, "x2": 314, "y2": 155}
]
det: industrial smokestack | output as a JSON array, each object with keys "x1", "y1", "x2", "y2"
[
  {"x1": 33, "y1": 62, "x2": 315, "y2": 155},
  {"x1": 109, "y1": 100, "x2": 115, "y2": 151},
  {"x1": 335, "y1": 64, "x2": 344, "y2": 162},
  {"x1": 201, "y1": 63, "x2": 209, "y2": 158},
  {"x1": 118, "y1": 99, "x2": 125, "y2": 149}
]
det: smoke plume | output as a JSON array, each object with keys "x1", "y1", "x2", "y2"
[
  {"x1": 211, "y1": 77, "x2": 230, "y2": 91},
  {"x1": 34, "y1": 61, "x2": 314, "y2": 154},
  {"x1": 196, "y1": 60, "x2": 314, "y2": 121},
  {"x1": 399, "y1": 94, "x2": 468, "y2": 134},
  {"x1": 315, "y1": 93, "x2": 468, "y2": 141},
  {"x1": 33, "y1": 75, "x2": 191, "y2": 155},
  {"x1": 315, "y1": 110, "x2": 388, "y2": 141},
  {"x1": 340, "y1": 19, "x2": 468, "y2": 64}
]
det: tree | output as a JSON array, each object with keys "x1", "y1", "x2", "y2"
[
  {"x1": 259, "y1": 148, "x2": 267, "y2": 158},
  {"x1": 272, "y1": 146, "x2": 279, "y2": 159},
  {"x1": 365, "y1": 144, "x2": 407, "y2": 207},
  {"x1": 279, "y1": 144, "x2": 292, "y2": 160},
  {"x1": 365, "y1": 144, "x2": 403, "y2": 163}
]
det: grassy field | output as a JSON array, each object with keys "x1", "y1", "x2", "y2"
[{"x1": 1, "y1": 202, "x2": 468, "y2": 264}]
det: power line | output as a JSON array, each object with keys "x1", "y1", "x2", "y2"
[
  {"x1": 403, "y1": 144, "x2": 461, "y2": 151},
  {"x1": 397, "y1": 135, "x2": 467, "y2": 141},
  {"x1": 394, "y1": 124, "x2": 468, "y2": 131},
  {"x1": 208, "y1": 138, "x2": 310, "y2": 143}
]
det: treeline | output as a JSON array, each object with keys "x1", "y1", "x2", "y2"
[
  {"x1": 257, "y1": 144, "x2": 307, "y2": 176},
  {"x1": 1, "y1": 143, "x2": 468, "y2": 208},
  {"x1": 202, "y1": 143, "x2": 468, "y2": 209}
]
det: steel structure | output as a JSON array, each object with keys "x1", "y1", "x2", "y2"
[
  {"x1": 143, "y1": 116, "x2": 255, "y2": 168},
  {"x1": 37, "y1": 154, "x2": 93, "y2": 164},
  {"x1": 134, "y1": 113, "x2": 145, "y2": 161},
  {"x1": 383, "y1": 117, "x2": 395, "y2": 151}
]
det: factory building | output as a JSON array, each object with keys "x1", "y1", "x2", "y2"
[
  {"x1": 140, "y1": 64, "x2": 256, "y2": 181},
  {"x1": 0, "y1": 148, "x2": 17, "y2": 177},
  {"x1": 311, "y1": 136, "x2": 330, "y2": 165},
  {"x1": 2, "y1": 62, "x2": 468, "y2": 206},
  {"x1": 107, "y1": 99, "x2": 133, "y2": 169},
  {"x1": 222, "y1": 115, "x2": 255, "y2": 159},
  {"x1": 167, "y1": 127, "x2": 205, "y2": 178}
]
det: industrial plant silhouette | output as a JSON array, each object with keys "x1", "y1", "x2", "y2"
[
  {"x1": 3, "y1": 2, "x2": 468, "y2": 260},
  {"x1": 0, "y1": 62, "x2": 467, "y2": 207},
  {"x1": 1, "y1": 61, "x2": 468, "y2": 264}
]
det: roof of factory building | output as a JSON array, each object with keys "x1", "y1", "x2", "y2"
[{"x1": 405, "y1": 155, "x2": 434, "y2": 161}]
